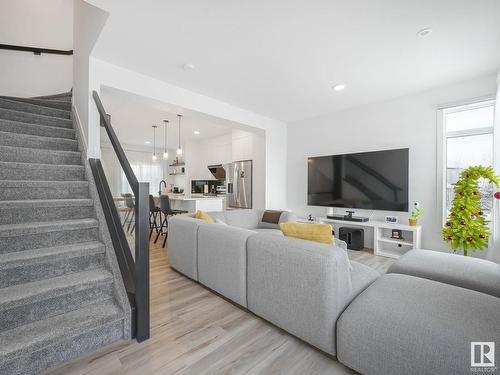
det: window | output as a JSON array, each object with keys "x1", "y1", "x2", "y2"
[
  {"x1": 442, "y1": 100, "x2": 495, "y2": 219},
  {"x1": 121, "y1": 161, "x2": 163, "y2": 196}
]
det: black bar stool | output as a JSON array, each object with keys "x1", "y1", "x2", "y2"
[
  {"x1": 122, "y1": 193, "x2": 135, "y2": 234},
  {"x1": 154, "y1": 195, "x2": 188, "y2": 248},
  {"x1": 149, "y1": 195, "x2": 161, "y2": 239}
]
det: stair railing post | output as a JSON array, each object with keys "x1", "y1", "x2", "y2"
[{"x1": 135, "y1": 182, "x2": 150, "y2": 341}]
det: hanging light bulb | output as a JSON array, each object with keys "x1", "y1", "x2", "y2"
[
  {"x1": 163, "y1": 119, "x2": 169, "y2": 160},
  {"x1": 151, "y1": 125, "x2": 158, "y2": 161},
  {"x1": 177, "y1": 114, "x2": 183, "y2": 156}
]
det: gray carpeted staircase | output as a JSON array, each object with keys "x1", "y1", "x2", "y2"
[{"x1": 0, "y1": 92, "x2": 130, "y2": 374}]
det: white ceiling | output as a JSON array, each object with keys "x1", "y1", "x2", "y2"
[
  {"x1": 90, "y1": 0, "x2": 500, "y2": 122},
  {"x1": 100, "y1": 86, "x2": 236, "y2": 148}
]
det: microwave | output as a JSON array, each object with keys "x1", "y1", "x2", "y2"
[{"x1": 191, "y1": 180, "x2": 206, "y2": 194}]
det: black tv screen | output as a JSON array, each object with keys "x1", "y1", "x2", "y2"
[{"x1": 307, "y1": 148, "x2": 409, "y2": 212}]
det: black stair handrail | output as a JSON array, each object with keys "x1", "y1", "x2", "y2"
[
  {"x1": 0, "y1": 43, "x2": 73, "y2": 55},
  {"x1": 90, "y1": 91, "x2": 150, "y2": 342},
  {"x1": 93, "y1": 91, "x2": 139, "y2": 194}
]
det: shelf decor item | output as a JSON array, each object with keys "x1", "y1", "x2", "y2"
[
  {"x1": 442, "y1": 165, "x2": 500, "y2": 256},
  {"x1": 408, "y1": 202, "x2": 423, "y2": 226},
  {"x1": 391, "y1": 229, "x2": 403, "y2": 240}
]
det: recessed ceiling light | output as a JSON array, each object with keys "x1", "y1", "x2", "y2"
[
  {"x1": 193, "y1": 130, "x2": 200, "y2": 135},
  {"x1": 145, "y1": 141, "x2": 151, "y2": 144},
  {"x1": 331, "y1": 84, "x2": 346, "y2": 92},
  {"x1": 416, "y1": 28, "x2": 432, "y2": 37},
  {"x1": 183, "y1": 63, "x2": 195, "y2": 71}
]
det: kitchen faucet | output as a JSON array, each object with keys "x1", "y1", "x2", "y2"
[{"x1": 158, "y1": 180, "x2": 167, "y2": 196}]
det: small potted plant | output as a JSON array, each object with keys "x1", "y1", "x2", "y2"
[{"x1": 409, "y1": 202, "x2": 423, "y2": 226}]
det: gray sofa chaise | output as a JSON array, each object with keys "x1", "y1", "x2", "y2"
[
  {"x1": 168, "y1": 209, "x2": 380, "y2": 356},
  {"x1": 337, "y1": 249, "x2": 500, "y2": 375}
]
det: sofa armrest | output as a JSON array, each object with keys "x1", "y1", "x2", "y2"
[{"x1": 388, "y1": 249, "x2": 500, "y2": 298}]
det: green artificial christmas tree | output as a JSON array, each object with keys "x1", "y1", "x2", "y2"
[{"x1": 443, "y1": 165, "x2": 500, "y2": 256}]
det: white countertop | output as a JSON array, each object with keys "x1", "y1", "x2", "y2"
[{"x1": 165, "y1": 195, "x2": 225, "y2": 201}]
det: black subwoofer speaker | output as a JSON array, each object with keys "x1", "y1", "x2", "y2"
[{"x1": 339, "y1": 227, "x2": 364, "y2": 251}]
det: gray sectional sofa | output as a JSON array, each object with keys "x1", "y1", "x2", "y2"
[
  {"x1": 168, "y1": 210, "x2": 500, "y2": 373},
  {"x1": 168, "y1": 209, "x2": 380, "y2": 355}
]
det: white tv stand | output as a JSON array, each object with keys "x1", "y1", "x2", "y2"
[{"x1": 318, "y1": 217, "x2": 422, "y2": 259}]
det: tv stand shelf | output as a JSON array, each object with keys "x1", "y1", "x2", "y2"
[{"x1": 318, "y1": 217, "x2": 421, "y2": 259}]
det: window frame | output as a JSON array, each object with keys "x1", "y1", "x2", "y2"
[{"x1": 437, "y1": 98, "x2": 496, "y2": 227}]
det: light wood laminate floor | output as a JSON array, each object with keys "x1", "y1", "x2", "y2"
[{"x1": 46, "y1": 239, "x2": 393, "y2": 375}]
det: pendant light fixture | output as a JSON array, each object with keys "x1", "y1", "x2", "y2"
[
  {"x1": 162, "y1": 120, "x2": 169, "y2": 160},
  {"x1": 151, "y1": 125, "x2": 158, "y2": 162},
  {"x1": 176, "y1": 114, "x2": 183, "y2": 156}
]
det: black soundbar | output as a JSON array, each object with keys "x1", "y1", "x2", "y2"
[{"x1": 326, "y1": 214, "x2": 369, "y2": 222}]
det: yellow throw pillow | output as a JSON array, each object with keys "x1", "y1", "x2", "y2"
[
  {"x1": 195, "y1": 210, "x2": 214, "y2": 223},
  {"x1": 279, "y1": 222, "x2": 335, "y2": 245}
]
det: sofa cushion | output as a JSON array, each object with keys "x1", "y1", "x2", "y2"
[
  {"x1": 197, "y1": 224, "x2": 253, "y2": 307},
  {"x1": 167, "y1": 215, "x2": 201, "y2": 280},
  {"x1": 261, "y1": 210, "x2": 283, "y2": 224},
  {"x1": 258, "y1": 210, "x2": 296, "y2": 229},
  {"x1": 247, "y1": 233, "x2": 355, "y2": 355},
  {"x1": 280, "y1": 222, "x2": 334, "y2": 245},
  {"x1": 337, "y1": 273, "x2": 500, "y2": 375},
  {"x1": 195, "y1": 210, "x2": 214, "y2": 223},
  {"x1": 223, "y1": 209, "x2": 260, "y2": 229},
  {"x1": 388, "y1": 249, "x2": 500, "y2": 298}
]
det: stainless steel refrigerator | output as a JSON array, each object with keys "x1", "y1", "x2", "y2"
[{"x1": 224, "y1": 160, "x2": 252, "y2": 209}]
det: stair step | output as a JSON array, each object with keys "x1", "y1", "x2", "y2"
[
  {"x1": 0, "y1": 269, "x2": 114, "y2": 332},
  {"x1": 33, "y1": 92, "x2": 72, "y2": 100},
  {"x1": 0, "y1": 180, "x2": 89, "y2": 200},
  {"x1": 49, "y1": 96, "x2": 72, "y2": 102},
  {"x1": 0, "y1": 199, "x2": 94, "y2": 225},
  {"x1": 0, "y1": 98, "x2": 71, "y2": 119},
  {"x1": 0, "y1": 108, "x2": 73, "y2": 129},
  {"x1": 0, "y1": 241, "x2": 105, "y2": 288},
  {"x1": 0, "y1": 161, "x2": 85, "y2": 181},
  {"x1": 0, "y1": 301, "x2": 123, "y2": 375},
  {"x1": 0, "y1": 118, "x2": 75, "y2": 139},
  {"x1": 0, "y1": 130, "x2": 78, "y2": 152},
  {"x1": 0, "y1": 145, "x2": 81, "y2": 165},
  {"x1": 0, "y1": 218, "x2": 99, "y2": 254},
  {"x1": 0, "y1": 96, "x2": 72, "y2": 111}
]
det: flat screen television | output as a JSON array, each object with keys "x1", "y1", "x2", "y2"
[{"x1": 307, "y1": 148, "x2": 409, "y2": 212}]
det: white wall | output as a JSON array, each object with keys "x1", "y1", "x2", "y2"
[
  {"x1": 287, "y1": 74, "x2": 497, "y2": 257},
  {"x1": 0, "y1": 0, "x2": 73, "y2": 96},
  {"x1": 186, "y1": 134, "x2": 232, "y2": 181},
  {"x1": 88, "y1": 58, "x2": 287, "y2": 209},
  {"x1": 73, "y1": 0, "x2": 108, "y2": 150}
]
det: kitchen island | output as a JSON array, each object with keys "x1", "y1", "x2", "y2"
[{"x1": 167, "y1": 195, "x2": 225, "y2": 213}]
